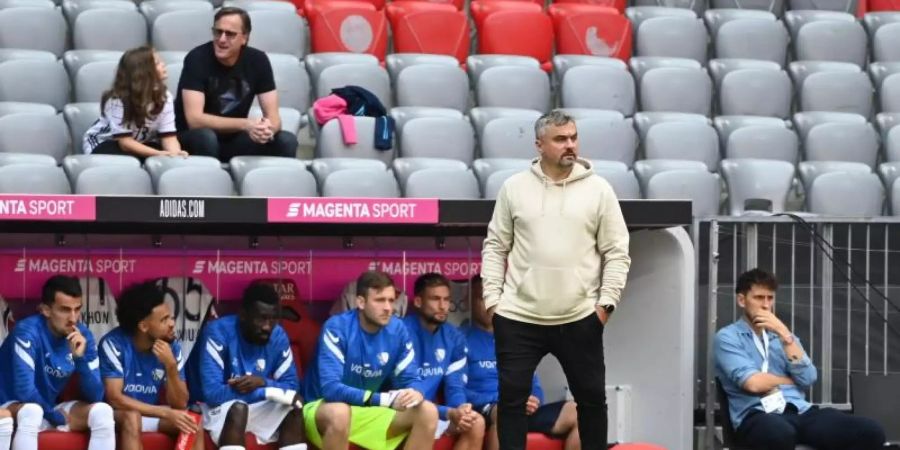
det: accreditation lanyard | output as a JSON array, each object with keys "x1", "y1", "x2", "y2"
[{"x1": 752, "y1": 330, "x2": 770, "y2": 373}]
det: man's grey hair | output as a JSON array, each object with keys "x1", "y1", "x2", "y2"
[{"x1": 534, "y1": 110, "x2": 576, "y2": 140}]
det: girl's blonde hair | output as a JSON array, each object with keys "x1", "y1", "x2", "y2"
[{"x1": 101, "y1": 46, "x2": 167, "y2": 128}]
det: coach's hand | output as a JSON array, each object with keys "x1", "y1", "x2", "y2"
[
  {"x1": 526, "y1": 395, "x2": 541, "y2": 416},
  {"x1": 228, "y1": 375, "x2": 266, "y2": 394},
  {"x1": 167, "y1": 410, "x2": 200, "y2": 434},
  {"x1": 595, "y1": 305, "x2": 610, "y2": 325},
  {"x1": 67, "y1": 330, "x2": 87, "y2": 359}
]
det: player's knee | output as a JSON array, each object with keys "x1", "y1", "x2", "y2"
[
  {"x1": 117, "y1": 409, "x2": 142, "y2": 434},
  {"x1": 0, "y1": 409, "x2": 10, "y2": 419},
  {"x1": 88, "y1": 402, "x2": 115, "y2": 432},
  {"x1": 317, "y1": 403, "x2": 350, "y2": 435},
  {"x1": 224, "y1": 402, "x2": 249, "y2": 430},
  {"x1": 471, "y1": 412, "x2": 486, "y2": 434},
  {"x1": 16, "y1": 403, "x2": 43, "y2": 430},
  {"x1": 414, "y1": 401, "x2": 438, "y2": 426}
]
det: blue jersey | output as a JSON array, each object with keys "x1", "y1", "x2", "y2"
[
  {"x1": 0, "y1": 315, "x2": 103, "y2": 425},
  {"x1": 464, "y1": 326, "x2": 543, "y2": 410},
  {"x1": 99, "y1": 327, "x2": 186, "y2": 405},
  {"x1": 402, "y1": 314, "x2": 468, "y2": 420},
  {"x1": 303, "y1": 310, "x2": 424, "y2": 406},
  {"x1": 186, "y1": 315, "x2": 298, "y2": 407}
]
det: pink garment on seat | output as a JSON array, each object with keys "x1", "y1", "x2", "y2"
[{"x1": 313, "y1": 94, "x2": 357, "y2": 145}]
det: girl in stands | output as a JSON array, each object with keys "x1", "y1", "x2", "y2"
[{"x1": 83, "y1": 46, "x2": 188, "y2": 158}]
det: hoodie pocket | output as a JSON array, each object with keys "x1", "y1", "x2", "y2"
[{"x1": 516, "y1": 266, "x2": 587, "y2": 317}]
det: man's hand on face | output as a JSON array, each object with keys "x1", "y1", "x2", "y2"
[
  {"x1": 752, "y1": 310, "x2": 791, "y2": 339},
  {"x1": 151, "y1": 339, "x2": 177, "y2": 369},
  {"x1": 67, "y1": 330, "x2": 87, "y2": 359}
]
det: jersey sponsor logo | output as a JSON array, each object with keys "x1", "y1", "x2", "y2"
[
  {"x1": 124, "y1": 384, "x2": 159, "y2": 395},
  {"x1": 377, "y1": 352, "x2": 389, "y2": 366},
  {"x1": 350, "y1": 363, "x2": 383, "y2": 379},
  {"x1": 478, "y1": 361, "x2": 497, "y2": 369},
  {"x1": 418, "y1": 366, "x2": 445, "y2": 378},
  {"x1": 435, "y1": 348, "x2": 445, "y2": 362},
  {"x1": 44, "y1": 365, "x2": 68, "y2": 379}
]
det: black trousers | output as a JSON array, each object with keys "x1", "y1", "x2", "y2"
[
  {"x1": 494, "y1": 313, "x2": 608, "y2": 450},
  {"x1": 736, "y1": 405, "x2": 886, "y2": 450},
  {"x1": 177, "y1": 127, "x2": 298, "y2": 162}
]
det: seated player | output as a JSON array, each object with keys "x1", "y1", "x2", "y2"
[
  {"x1": 403, "y1": 273, "x2": 485, "y2": 450},
  {"x1": 466, "y1": 276, "x2": 581, "y2": 450},
  {"x1": 99, "y1": 280, "x2": 202, "y2": 450},
  {"x1": 0, "y1": 275, "x2": 115, "y2": 450},
  {"x1": 187, "y1": 282, "x2": 306, "y2": 450},
  {"x1": 302, "y1": 270, "x2": 438, "y2": 450},
  {"x1": 0, "y1": 408, "x2": 10, "y2": 450}
]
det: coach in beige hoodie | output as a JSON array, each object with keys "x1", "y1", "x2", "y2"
[{"x1": 481, "y1": 110, "x2": 631, "y2": 450}]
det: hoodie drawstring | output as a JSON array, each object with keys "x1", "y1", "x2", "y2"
[
  {"x1": 540, "y1": 178, "x2": 548, "y2": 216},
  {"x1": 561, "y1": 179, "x2": 567, "y2": 214}
]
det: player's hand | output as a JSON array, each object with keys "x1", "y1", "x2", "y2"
[
  {"x1": 152, "y1": 339, "x2": 177, "y2": 370},
  {"x1": 451, "y1": 403, "x2": 477, "y2": 431},
  {"x1": 752, "y1": 311, "x2": 790, "y2": 339},
  {"x1": 228, "y1": 375, "x2": 266, "y2": 394},
  {"x1": 391, "y1": 388, "x2": 423, "y2": 411},
  {"x1": 67, "y1": 330, "x2": 86, "y2": 359},
  {"x1": 525, "y1": 395, "x2": 540, "y2": 415},
  {"x1": 167, "y1": 410, "x2": 200, "y2": 434},
  {"x1": 264, "y1": 387, "x2": 304, "y2": 410}
]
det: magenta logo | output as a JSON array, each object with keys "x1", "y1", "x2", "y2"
[
  {"x1": 268, "y1": 198, "x2": 439, "y2": 224},
  {"x1": 0, "y1": 195, "x2": 96, "y2": 221}
]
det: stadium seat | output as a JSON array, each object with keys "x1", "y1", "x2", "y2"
[
  {"x1": 477, "y1": 66, "x2": 551, "y2": 112},
  {"x1": 784, "y1": 10, "x2": 857, "y2": 40},
  {"x1": 247, "y1": 10, "x2": 308, "y2": 58},
  {"x1": 315, "y1": 117, "x2": 393, "y2": 163},
  {"x1": 792, "y1": 111, "x2": 868, "y2": 138},
  {"x1": 480, "y1": 117, "x2": 537, "y2": 159},
  {"x1": 886, "y1": 126, "x2": 900, "y2": 161},
  {"x1": 639, "y1": 67, "x2": 712, "y2": 115},
  {"x1": 484, "y1": 167, "x2": 520, "y2": 199},
  {"x1": 799, "y1": 71, "x2": 873, "y2": 117},
  {"x1": 720, "y1": 158, "x2": 795, "y2": 215},
  {"x1": 790, "y1": 0, "x2": 858, "y2": 13},
  {"x1": 239, "y1": 166, "x2": 319, "y2": 197},
  {"x1": 595, "y1": 169, "x2": 641, "y2": 198},
  {"x1": 804, "y1": 121, "x2": 880, "y2": 167},
  {"x1": 634, "y1": 158, "x2": 709, "y2": 193},
  {"x1": 0, "y1": 0, "x2": 54, "y2": 8},
  {"x1": 0, "y1": 113, "x2": 70, "y2": 163},
  {"x1": 267, "y1": 54, "x2": 312, "y2": 112},
  {"x1": 646, "y1": 169, "x2": 721, "y2": 216},
  {"x1": 633, "y1": 111, "x2": 710, "y2": 141},
  {"x1": 229, "y1": 155, "x2": 308, "y2": 186},
  {"x1": 869, "y1": 0, "x2": 900, "y2": 10},
  {"x1": 560, "y1": 65, "x2": 635, "y2": 116},
  {"x1": 386, "y1": 53, "x2": 459, "y2": 84},
  {"x1": 0, "y1": 152, "x2": 56, "y2": 166},
  {"x1": 473, "y1": 157, "x2": 530, "y2": 193},
  {"x1": 316, "y1": 63, "x2": 391, "y2": 108},
  {"x1": 555, "y1": 0, "x2": 625, "y2": 12},
  {"x1": 399, "y1": 117, "x2": 474, "y2": 163},
  {"x1": 388, "y1": 6, "x2": 469, "y2": 64},
  {"x1": 75, "y1": 165, "x2": 153, "y2": 195},
  {"x1": 708, "y1": 58, "x2": 782, "y2": 86},
  {"x1": 63, "y1": 154, "x2": 141, "y2": 186},
  {"x1": 808, "y1": 171, "x2": 884, "y2": 215},
  {"x1": 0, "y1": 101, "x2": 56, "y2": 117},
  {"x1": 163, "y1": 62, "x2": 181, "y2": 95},
  {"x1": 725, "y1": 125, "x2": 798, "y2": 162},
  {"x1": 592, "y1": 160, "x2": 629, "y2": 171},
  {"x1": 158, "y1": 50, "x2": 186, "y2": 66},
  {"x1": 308, "y1": 4, "x2": 388, "y2": 60},
  {"x1": 635, "y1": 15, "x2": 708, "y2": 64},
  {"x1": 310, "y1": 157, "x2": 387, "y2": 188},
  {"x1": 561, "y1": 107, "x2": 628, "y2": 120},
  {"x1": 144, "y1": 155, "x2": 221, "y2": 191},
  {"x1": 466, "y1": 54, "x2": 541, "y2": 85},
  {"x1": 703, "y1": 8, "x2": 777, "y2": 35},
  {"x1": 552, "y1": 55, "x2": 627, "y2": 83},
  {"x1": 61, "y1": 0, "x2": 136, "y2": 23},
  {"x1": 877, "y1": 112, "x2": 900, "y2": 138},
  {"x1": 0, "y1": 163, "x2": 71, "y2": 194},
  {"x1": 798, "y1": 160, "x2": 872, "y2": 191},
  {"x1": 788, "y1": 60, "x2": 860, "y2": 87},
  {"x1": 644, "y1": 120, "x2": 720, "y2": 169},
  {"x1": 468, "y1": 106, "x2": 542, "y2": 141},
  {"x1": 869, "y1": 61, "x2": 900, "y2": 91},
  {"x1": 0, "y1": 49, "x2": 56, "y2": 64},
  {"x1": 322, "y1": 167, "x2": 399, "y2": 197},
  {"x1": 404, "y1": 167, "x2": 480, "y2": 198},
  {"x1": 575, "y1": 116, "x2": 638, "y2": 166},
  {"x1": 390, "y1": 106, "x2": 464, "y2": 137},
  {"x1": 63, "y1": 102, "x2": 100, "y2": 149},
  {"x1": 795, "y1": 20, "x2": 867, "y2": 67},
  {"x1": 75, "y1": 60, "x2": 117, "y2": 103},
  {"x1": 862, "y1": 11, "x2": 900, "y2": 38},
  {"x1": 395, "y1": 64, "x2": 469, "y2": 112},
  {"x1": 392, "y1": 157, "x2": 468, "y2": 189},
  {"x1": 632, "y1": 0, "x2": 704, "y2": 17},
  {"x1": 547, "y1": 4, "x2": 633, "y2": 61},
  {"x1": 0, "y1": 6, "x2": 67, "y2": 57},
  {"x1": 719, "y1": 68, "x2": 792, "y2": 118},
  {"x1": 474, "y1": 7, "x2": 554, "y2": 71},
  {"x1": 139, "y1": 0, "x2": 213, "y2": 25},
  {"x1": 714, "y1": 115, "x2": 790, "y2": 148},
  {"x1": 157, "y1": 166, "x2": 234, "y2": 196},
  {"x1": 152, "y1": 10, "x2": 214, "y2": 52},
  {"x1": 881, "y1": 73, "x2": 900, "y2": 112},
  {"x1": 625, "y1": 5, "x2": 697, "y2": 29},
  {"x1": 628, "y1": 56, "x2": 701, "y2": 85},
  {"x1": 63, "y1": 50, "x2": 122, "y2": 79},
  {"x1": 713, "y1": 18, "x2": 789, "y2": 65},
  {"x1": 73, "y1": 8, "x2": 147, "y2": 51},
  {"x1": 224, "y1": 0, "x2": 299, "y2": 12},
  {"x1": 305, "y1": 52, "x2": 379, "y2": 88},
  {"x1": 879, "y1": 161, "x2": 900, "y2": 195},
  {"x1": 470, "y1": 0, "x2": 542, "y2": 29}
]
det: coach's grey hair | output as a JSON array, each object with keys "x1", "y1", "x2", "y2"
[{"x1": 534, "y1": 110, "x2": 575, "y2": 140}]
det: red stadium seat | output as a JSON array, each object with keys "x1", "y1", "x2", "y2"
[
  {"x1": 470, "y1": 0, "x2": 542, "y2": 28},
  {"x1": 868, "y1": 0, "x2": 900, "y2": 9},
  {"x1": 387, "y1": 0, "x2": 464, "y2": 11},
  {"x1": 386, "y1": 1, "x2": 457, "y2": 22},
  {"x1": 554, "y1": 0, "x2": 626, "y2": 13},
  {"x1": 305, "y1": 0, "x2": 376, "y2": 17},
  {"x1": 388, "y1": 4, "x2": 470, "y2": 64},
  {"x1": 39, "y1": 431, "x2": 176, "y2": 450},
  {"x1": 304, "y1": 0, "x2": 384, "y2": 13},
  {"x1": 548, "y1": 4, "x2": 633, "y2": 61},
  {"x1": 308, "y1": 3, "x2": 388, "y2": 60},
  {"x1": 475, "y1": 7, "x2": 554, "y2": 71}
]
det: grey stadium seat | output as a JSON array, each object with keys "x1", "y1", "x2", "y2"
[
  {"x1": 784, "y1": 10, "x2": 857, "y2": 39},
  {"x1": 726, "y1": 125, "x2": 799, "y2": 163},
  {"x1": 874, "y1": 22, "x2": 900, "y2": 62},
  {"x1": 790, "y1": 0, "x2": 857, "y2": 12},
  {"x1": 305, "y1": 52, "x2": 379, "y2": 88},
  {"x1": 390, "y1": 107, "x2": 465, "y2": 137},
  {"x1": 863, "y1": 11, "x2": 900, "y2": 37},
  {"x1": 310, "y1": 158, "x2": 387, "y2": 190},
  {"x1": 714, "y1": 115, "x2": 790, "y2": 149},
  {"x1": 0, "y1": 7, "x2": 67, "y2": 57},
  {"x1": 869, "y1": 62, "x2": 900, "y2": 92},
  {"x1": 468, "y1": 107, "x2": 541, "y2": 142},
  {"x1": 317, "y1": 63, "x2": 392, "y2": 108},
  {"x1": 229, "y1": 155, "x2": 308, "y2": 185},
  {"x1": 633, "y1": 111, "x2": 710, "y2": 141},
  {"x1": 798, "y1": 160, "x2": 872, "y2": 192},
  {"x1": 473, "y1": 158, "x2": 530, "y2": 194},
  {"x1": 560, "y1": 65, "x2": 635, "y2": 116},
  {"x1": 879, "y1": 162, "x2": 900, "y2": 208},
  {"x1": 592, "y1": 160, "x2": 629, "y2": 172},
  {"x1": 788, "y1": 60, "x2": 860, "y2": 88},
  {"x1": 595, "y1": 169, "x2": 641, "y2": 199},
  {"x1": 157, "y1": 166, "x2": 234, "y2": 196},
  {"x1": 140, "y1": 0, "x2": 213, "y2": 25},
  {"x1": 392, "y1": 157, "x2": 468, "y2": 191},
  {"x1": 0, "y1": 152, "x2": 56, "y2": 166},
  {"x1": 877, "y1": 112, "x2": 900, "y2": 137},
  {"x1": 715, "y1": 19, "x2": 789, "y2": 65},
  {"x1": 466, "y1": 55, "x2": 540, "y2": 85},
  {"x1": 74, "y1": 8, "x2": 147, "y2": 51},
  {"x1": 387, "y1": 53, "x2": 459, "y2": 84},
  {"x1": 635, "y1": 16, "x2": 709, "y2": 64},
  {"x1": 720, "y1": 69, "x2": 792, "y2": 118},
  {"x1": 640, "y1": 67, "x2": 712, "y2": 115},
  {"x1": 0, "y1": 0, "x2": 55, "y2": 8},
  {"x1": 0, "y1": 113, "x2": 70, "y2": 163},
  {"x1": 795, "y1": 20, "x2": 867, "y2": 67},
  {"x1": 887, "y1": 126, "x2": 900, "y2": 161},
  {"x1": 703, "y1": 9, "x2": 778, "y2": 35},
  {"x1": 644, "y1": 120, "x2": 720, "y2": 170},
  {"x1": 75, "y1": 60, "x2": 117, "y2": 103},
  {"x1": 315, "y1": 117, "x2": 392, "y2": 164},
  {"x1": 628, "y1": 56, "x2": 702, "y2": 85},
  {"x1": 631, "y1": 0, "x2": 704, "y2": 19},
  {"x1": 144, "y1": 155, "x2": 221, "y2": 190},
  {"x1": 0, "y1": 60, "x2": 70, "y2": 111},
  {"x1": 268, "y1": 54, "x2": 312, "y2": 112},
  {"x1": 708, "y1": 58, "x2": 782, "y2": 87},
  {"x1": 552, "y1": 55, "x2": 627, "y2": 83},
  {"x1": 164, "y1": 63, "x2": 182, "y2": 97},
  {"x1": 477, "y1": 66, "x2": 550, "y2": 112},
  {"x1": 0, "y1": 101, "x2": 56, "y2": 117},
  {"x1": 720, "y1": 158, "x2": 795, "y2": 215},
  {"x1": 804, "y1": 122, "x2": 880, "y2": 168},
  {"x1": 575, "y1": 116, "x2": 638, "y2": 167},
  {"x1": 63, "y1": 50, "x2": 122, "y2": 79},
  {"x1": 223, "y1": 0, "x2": 298, "y2": 11},
  {"x1": 152, "y1": 10, "x2": 214, "y2": 52},
  {"x1": 480, "y1": 117, "x2": 537, "y2": 159},
  {"x1": 800, "y1": 71, "x2": 873, "y2": 117},
  {"x1": 75, "y1": 165, "x2": 152, "y2": 195},
  {"x1": 396, "y1": 64, "x2": 469, "y2": 112},
  {"x1": 484, "y1": 168, "x2": 520, "y2": 199},
  {"x1": 561, "y1": 108, "x2": 627, "y2": 121},
  {"x1": 240, "y1": 166, "x2": 318, "y2": 197},
  {"x1": 247, "y1": 10, "x2": 307, "y2": 58},
  {"x1": 881, "y1": 74, "x2": 900, "y2": 112},
  {"x1": 646, "y1": 169, "x2": 721, "y2": 216},
  {"x1": 0, "y1": 49, "x2": 56, "y2": 63},
  {"x1": 404, "y1": 168, "x2": 480, "y2": 199},
  {"x1": 322, "y1": 168, "x2": 399, "y2": 198},
  {"x1": 710, "y1": 0, "x2": 784, "y2": 18},
  {"x1": 158, "y1": 50, "x2": 187, "y2": 65},
  {"x1": 633, "y1": 158, "x2": 709, "y2": 193},
  {"x1": 0, "y1": 164, "x2": 71, "y2": 194},
  {"x1": 808, "y1": 171, "x2": 884, "y2": 216},
  {"x1": 625, "y1": 6, "x2": 698, "y2": 30},
  {"x1": 63, "y1": 154, "x2": 140, "y2": 186},
  {"x1": 399, "y1": 117, "x2": 474, "y2": 164},
  {"x1": 62, "y1": 0, "x2": 137, "y2": 24},
  {"x1": 792, "y1": 111, "x2": 867, "y2": 138}
]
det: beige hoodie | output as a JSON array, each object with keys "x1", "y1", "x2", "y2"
[{"x1": 481, "y1": 158, "x2": 631, "y2": 325}]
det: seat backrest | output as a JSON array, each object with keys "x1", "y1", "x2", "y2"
[
  {"x1": 625, "y1": 5, "x2": 697, "y2": 30},
  {"x1": 804, "y1": 122, "x2": 880, "y2": 168},
  {"x1": 63, "y1": 49, "x2": 122, "y2": 80},
  {"x1": 886, "y1": 126, "x2": 900, "y2": 162},
  {"x1": 646, "y1": 169, "x2": 721, "y2": 216},
  {"x1": 796, "y1": 20, "x2": 867, "y2": 67},
  {"x1": 788, "y1": 60, "x2": 860, "y2": 88},
  {"x1": 310, "y1": 157, "x2": 387, "y2": 188},
  {"x1": 0, "y1": 59, "x2": 70, "y2": 111},
  {"x1": 305, "y1": 52, "x2": 379, "y2": 87},
  {"x1": 386, "y1": 53, "x2": 459, "y2": 84},
  {"x1": 640, "y1": 67, "x2": 712, "y2": 115},
  {"x1": 720, "y1": 158, "x2": 795, "y2": 215},
  {"x1": 309, "y1": 6, "x2": 388, "y2": 60},
  {"x1": 396, "y1": 64, "x2": 469, "y2": 112},
  {"x1": 399, "y1": 117, "x2": 474, "y2": 163},
  {"x1": 75, "y1": 165, "x2": 152, "y2": 195},
  {"x1": 0, "y1": 152, "x2": 57, "y2": 167},
  {"x1": 480, "y1": 117, "x2": 537, "y2": 159},
  {"x1": 75, "y1": 60, "x2": 117, "y2": 103},
  {"x1": 554, "y1": 54, "x2": 628, "y2": 83},
  {"x1": 720, "y1": 69, "x2": 792, "y2": 118},
  {"x1": 322, "y1": 167, "x2": 399, "y2": 197},
  {"x1": 157, "y1": 166, "x2": 234, "y2": 196},
  {"x1": 726, "y1": 125, "x2": 799, "y2": 163},
  {"x1": 0, "y1": 48, "x2": 57, "y2": 64},
  {"x1": 784, "y1": 10, "x2": 856, "y2": 39},
  {"x1": 390, "y1": 8, "x2": 469, "y2": 64},
  {"x1": 152, "y1": 9, "x2": 214, "y2": 52},
  {"x1": 404, "y1": 168, "x2": 480, "y2": 199},
  {"x1": 715, "y1": 18, "x2": 789, "y2": 65},
  {"x1": 240, "y1": 166, "x2": 318, "y2": 197},
  {"x1": 0, "y1": 7, "x2": 67, "y2": 57},
  {"x1": 476, "y1": 9, "x2": 553, "y2": 67},
  {"x1": 0, "y1": 113, "x2": 70, "y2": 163},
  {"x1": 868, "y1": 61, "x2": 900, "y2": 90},
  {"x1": 390, "y1": 106, "x2": 464, "y2": 138},
  {"x1": 561, "y1": 65, "x2": 635, "y2": 116},
  {"x1": 469, "y1": 106, "x2": 542, "y2": 140},
  {"x1": 792, "y1": 110, "x2": 867, "y2": 138},
  {"x1": 708, "y1": 58, "x2": 781, "y2": 87},
  {"x1": 575, "y1": 116, "x2": 638, "y2": 166},
  {"x1": 477, "y1": 66, "x2": 551, "y2": 112},
  {"x1": 0, "y1": 101, "x2": 56, "y2": 117},
  {"x1": 704, "y1": 8, "x2": 777, "y2": 35},
  {"x1": 247, "y1": 10, "x2": 307, "y2": 58},
  {"x1": 484, "y1": 167, "x2": 521, "y2": 199},
  {"x1": 268, "y1": 54, "x2": 312, "y2": 112},
  {"x1": 315, "y1": 117, "x2": 392, "y2": 163},
  {"x1": 466, "y1": 54, "x2": 540, "y2": 85},
  {"x1": 473, "y1": 158, "x2": 530, "y2": 193},
  {"x1": 0, "y1": 163, "x2": 71, "y2": 194},
  {"x1": 144, "y1": 154, "x2": 221, "y2": 190},
  {"x1": 549, "y1": 5, "x2": 633, "y2": 61},
  {"x1": 63, "y1": 153, "x2": 141, "y2": 186},
  {"x1": 140, "y1": 0, "x2": 213, "y2": 25},
  {"x1": 74, "y1": 8, "x2": 148, "y2": 51},
  {"x1": 644, "y1": 121, "x2": 720, "y2": 170},
  {"x1": 874, "y1": 22, "x2": 900, "y2": 62},
  {"x1": 628, "y1": 56, "x2": 702, "y2": 85},
  {"x1": 798, "y1": 160, "x2": 872, "y2": 191},
  {"x1": 392, "y1": 157, "x2": 468, "y2": 190},
  {"x1": 633, "y1": 158, "x2": 709, "y2": 193},
  {"x1": 801, "y1": 71, "x2": 873, "y2": 117},
  {"x1": 636, "y1": 15, "x2": 708, "y2": 64},
  {"x1": 714, "y1": 115, "x2": 789, "y2": 148},
  {"x1": 229, "y1": 155, "x2": 308, "y2": 185},
  {"x1": 849, "y1": 373, "x2": 900, "y2": 442},
  {"x1": 64, "y1": 102, "x2": 102, "y2": 152},
  {"x1": 595, "y1": 169, "x2": 640, "y2": 199},
  {"x1": 881, "y1": 73, "x2": 900, "y2": 113},
  {"x1": 808, "y1": 171, "x2": 884, "y2": 216},
  {"x1": 316, "y1": 63, "x2": 392, "y2": 108}
]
